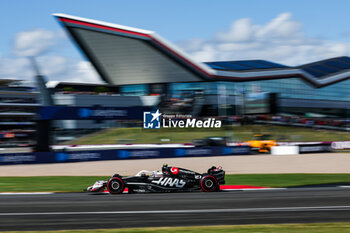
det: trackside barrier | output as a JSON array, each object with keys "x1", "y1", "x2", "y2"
[
  {"x1": 0, "y1": 145, "x2": 251, "y2": 165},
  {"x1": 271, "y1": 146, "x2": 299, "y2": 155},
  {"x1": 331, "y1": 141, "x2": 350, "y2": 150},
  {"x1": 278, "y1": 142, "x2": 332, "y2": 153}
]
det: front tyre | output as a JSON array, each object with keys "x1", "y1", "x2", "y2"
[
  {"x1": 107, "y1": 177, "x2": 125, "y2": 194},
  {"x1": 201, "y1": 175, "x2": 218, "y2": 192}
]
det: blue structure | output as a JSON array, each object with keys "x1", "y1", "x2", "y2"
[{"x1": 0, "y1": 145, "x2": 251, "y2": 165}]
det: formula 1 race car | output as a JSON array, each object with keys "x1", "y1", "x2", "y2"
[{"x1": 86, "y1": 164, "x2": 225, "y2": 194}]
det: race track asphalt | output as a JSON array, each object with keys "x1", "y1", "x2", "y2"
[{"x1": 1, "y1": 187, "x2": 350, "y2": 231}]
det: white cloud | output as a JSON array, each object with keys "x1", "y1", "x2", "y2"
[
  {"x1": 73, "y1": 61, "x2": 101, "y2": 83},
  {"x1": 0, "y1": 28, "x2": 102, "y2": 84},
  {"x1": 36, "y1": 55, "x2": 101, "y2": 83},
  {"x1": 0, "y1": 56, "x2": 33, "y2": 81},
  {"x1": 13, "y1": 28, "x2": 57, "y2": 57},
  {"x1": 0, "y1": 54, "x2": 101, "y2": 83},
  {"x1": 216, "y1": 18, "x2": 255, "y2": 42},
  {"x1": 179, "y1": 12, "x2": 350, "y2": 66},
  {"x1": 256, "y1": 12, "x2": 302, "y2": 40}
]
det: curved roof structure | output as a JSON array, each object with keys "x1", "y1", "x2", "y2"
[{"x1": 54, "y1": 13, "x2": 350, "y2": 88}]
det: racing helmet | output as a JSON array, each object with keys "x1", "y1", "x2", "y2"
[{"x1": 162, "y1": 163, "x2": 168, "y2": 173}]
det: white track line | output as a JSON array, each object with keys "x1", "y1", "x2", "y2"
[
  {"x1": 1, "y1": 206, "x2": 350, "y2": 216},
  {"x1": 0, "y1": 192, "x2": 53, "y2": 195},
  {"x1": 234, "y1": 188, "x2": 287, "y2": 191}
]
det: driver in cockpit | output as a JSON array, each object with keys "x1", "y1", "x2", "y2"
[{"x1": 162, "y1": 163, "x2": 170, "y2": 174}]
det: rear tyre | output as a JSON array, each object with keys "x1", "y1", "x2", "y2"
[
  {"x1": 107, "y1": 177, "x2": 125, "y2": 194},
  {"x1": 201, "y1": 175, "x2": 218, "y2": 192}
]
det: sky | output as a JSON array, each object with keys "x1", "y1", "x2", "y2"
[{"x1": 1, "y1": 0, "x2": 350, "y2": 83}]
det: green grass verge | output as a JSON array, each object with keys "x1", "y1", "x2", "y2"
[
  {"x1": 2, "y1": 174, "x2": 350, "y2": 192},
  {"x1": 225, "y1": 174, "x2": 350, "y2": 187},
  {"x1": 5, "y1": 223, "x2": 350, "y2": 233},
  {"x1": 0, "y1": 176, "x2": 109, "y2": 192},
  {"x1": 67, "y1": 125, "x2": 350, "y2": 145}
]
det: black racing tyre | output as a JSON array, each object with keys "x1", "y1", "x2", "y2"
[
  {"x1": 201, "y1": 175, "x2": 218, "y2": 192},
  {"x1": 107, "y1": 177, "x2": 125, "y2": 194}
]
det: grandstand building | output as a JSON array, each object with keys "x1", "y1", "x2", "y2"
[
  {"x1": 0, "y1": 79, "x2": 38, "y2": 147},
  {"x1": 48, "y1": 82, "x2": 158, "y2": 131},
  {"x1": 51, "y1": 13, "x2": 350, "y2": 118}
]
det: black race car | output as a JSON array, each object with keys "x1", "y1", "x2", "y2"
[{"x1": 86, "y1": 164, "x2": 225, "y2": 194}]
